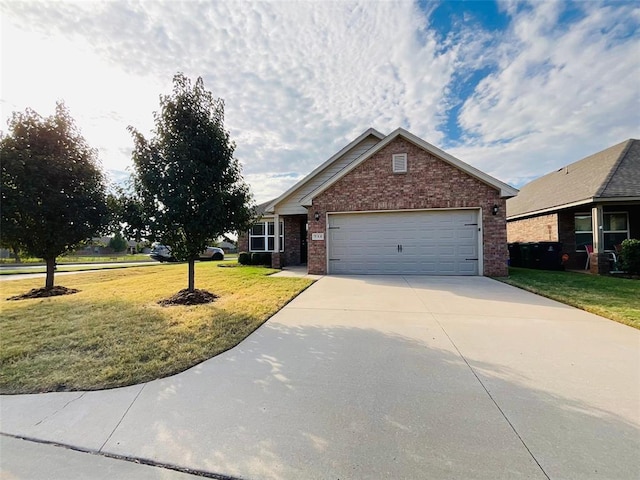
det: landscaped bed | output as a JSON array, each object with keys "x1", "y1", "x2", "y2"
[
  {"x1": 497, "y1": 267, "x2": 639, "y2": 329},
  {"x1": 0, "y1": 262, "x2": 313, "y2": 394}
]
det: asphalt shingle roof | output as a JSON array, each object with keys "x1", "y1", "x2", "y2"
[{"x1": 507, "y1": 139, "x2": 640, "y2": 218}]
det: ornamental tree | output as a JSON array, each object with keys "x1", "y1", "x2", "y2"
[
  {"x1": 0, "y1": 103, "x2": 109, "y2": 290},
  {"x1": 128, "y1": 73, "x2": 253, "y2": 294}
]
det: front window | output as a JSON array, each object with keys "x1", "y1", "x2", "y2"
[
  {"x1": 603, "y1": 212, "x2": 629, "y2": 251},
  {"x1": 575, "y1": 214, "x2": 592, "y2": 251},
  {"x1": 574, "y1": 212, "x2": 629, "y2": 251},
  {"x1": 249, "y1": 221, "x2": 284, "y2": 252}
]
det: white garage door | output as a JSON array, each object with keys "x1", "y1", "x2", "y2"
[{"x1": 328, "y1": 210, "x2": 479, "y2": 275}]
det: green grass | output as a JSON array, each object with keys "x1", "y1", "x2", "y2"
[
  {"x1": 0, "y1": 262, "x2": 312, "y2": 394},
  {"x1": 497, "y1": 267, "x2": 640, "y2": 329}
]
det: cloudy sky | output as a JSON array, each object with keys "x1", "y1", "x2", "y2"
[{"x1": 1, "y1": 0, "x2": 638, "y2": 203}]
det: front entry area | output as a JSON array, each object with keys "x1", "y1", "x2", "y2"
[{"x1": 328, "y1": 209, "x2": 480, "y2": 275}]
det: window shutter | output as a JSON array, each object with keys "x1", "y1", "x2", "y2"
[{"x1": 392, "y1": 153, "x2": 407, "y2": 173}]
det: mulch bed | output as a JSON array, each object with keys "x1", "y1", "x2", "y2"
[
  {"x1": 158, "y1": 289, "x2": 219, "y2": 306},
  {"x1": 6, "y1": 286, "x2": 80, "y2": 301}
]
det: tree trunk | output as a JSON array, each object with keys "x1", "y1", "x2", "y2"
[
  {"x1": 12, "y1": 246, "x2": 20, "y2": 263},
  {"x1": 188, "y1": 259, "x2": 195, "y2": 292},
  {"x1": 45, "y1": 257, "x2": 56, "y2": 290}
]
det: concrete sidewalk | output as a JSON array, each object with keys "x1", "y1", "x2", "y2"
[{"x1": 1, "y1": 276, "x2": 639, "y2": 479}]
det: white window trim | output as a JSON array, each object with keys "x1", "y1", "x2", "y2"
[
  {"x1": 574, "y1": 211, "x2": 630, "y2": 252},
  {"x1": 574, "y1": 212, "x2": 592, "y2": 252},
  {"x1": 392, "y1": 153, "x2": 407, "y2": 173},
  {"x1": 249, "y1": 220, "x2": 284, "y2": 252},
  {"x1": 603, "y1": 211, "x2": 630, "y2": 248}
]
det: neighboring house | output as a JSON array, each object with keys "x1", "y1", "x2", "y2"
[
  {"x1": 507, "y1": 139, "x2": 640, "y2": 273},
  {"x1": 239, "y1": 127, "x2": 517, "y2": 276},
  {"x1": 75, "y1": 237, "x2": 146, "y2": 255},
  {"x1": 217, "y1": 240, "x2": 237, "y2": 253}
]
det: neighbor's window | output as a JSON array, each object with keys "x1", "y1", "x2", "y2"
[
  {"x1": 249, "y1": 221, "x2": 284, "y2": 252},
  {"x1": 575, "y1": 214, "x2": 592, "y2": 251},
  {"x1": 603, "y1": 212, "x2": 629, "y2": 251},
  {"x1": 574, "y1": 212, "x2": 630, "y2": 251}
]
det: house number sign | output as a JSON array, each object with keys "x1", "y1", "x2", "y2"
[{"x1": 312, "y1": 233, "x2": 324, "y2": 241}]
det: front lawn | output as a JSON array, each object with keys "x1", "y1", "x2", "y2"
[
  {"x1": 497, "y1": 267, "x2": 639, "y2": 329},
  {"x1": 0, "y1": 262, "x2": 313, "y2": 394},
  {"x1": 0, "y1": 253, "x2": 153, "y2": 264}
]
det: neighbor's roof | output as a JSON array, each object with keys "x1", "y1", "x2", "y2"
[{"x1": 507, "y1": 139, "x2": 640, "y2": 219}]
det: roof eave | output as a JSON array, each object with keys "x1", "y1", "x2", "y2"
[
  {"x1": 267, "y1": 128, "x2": 385, "y2": 212},
  {"x1": 506, "y1": 195, "x2": 640, "y2": 220}
]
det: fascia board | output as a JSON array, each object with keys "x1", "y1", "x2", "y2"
[
  {"x1": 302, "y1": 128, "x2": 518, "y2": 205},
  {"x1": 506, "y1": 198, "x2": 595, "y2": 220},
  {"x1": 506, "y1": 196, "x2": 640, "y2": 221},
  {"x1": 266, "y1": 128, "x2": 385, "y2": 212}
]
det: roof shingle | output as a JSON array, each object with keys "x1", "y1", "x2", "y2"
[{"x1": 507, "y1": 139, "x2": 640, "y2": 218}]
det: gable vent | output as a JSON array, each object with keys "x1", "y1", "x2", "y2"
[{"x1": 392, "y1": 153, "x2": 407, "y2": 173}]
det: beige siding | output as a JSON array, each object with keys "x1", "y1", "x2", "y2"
[
  {"x1": 507, "y1": 214, "x2": 559, "y2": 242},
  {"x1": 275, "y1": 136, "x2": 380, "y2": 214}
]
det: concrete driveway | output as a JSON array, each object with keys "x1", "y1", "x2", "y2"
[{"x1": 1, "y1": 276, "x2": 638, "y2": 480}]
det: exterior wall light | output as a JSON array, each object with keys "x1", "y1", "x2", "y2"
[
  {"x1": 492, "y1": 204, "x2": 499, "y2": 216},
  {"x1": 314, "y1": 211, "x2": 320, "y2": 221}
]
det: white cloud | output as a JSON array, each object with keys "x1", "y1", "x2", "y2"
[
  {"x1": 1, "y1": 0, "x2": 638, "y2": 203},
  {"x1": 452, "y1": 1, "x2": 640, "y2": 185},
  {"x1": 1, "y1": 1, "x2": 463, "y2": 202}
]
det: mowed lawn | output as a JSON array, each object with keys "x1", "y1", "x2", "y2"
[
  {"x1": 0, "y1": 263, "x2": 313, "y2": 394},
  {"x1": 498, "y1": 267, "x2": 640, "y2": 329}
]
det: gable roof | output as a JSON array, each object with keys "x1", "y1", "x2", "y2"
[
  {"x1": 264, "y1": 128, "x2": 385, "y2": 214},
  {"x1": 299, "y1": 127, "x2": 518, "y2": 206},
  {"x1": 507, "y1": 139, "x2": 640, "y2": 219}
]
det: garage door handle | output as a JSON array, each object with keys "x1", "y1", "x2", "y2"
[
  {"x1": 466, "y1": 258, "x2": 478, "y2": 261},
  {"x1": 397, "y1": 244, "x2": 403, "y2": 252}
]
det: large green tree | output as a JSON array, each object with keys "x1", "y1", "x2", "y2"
[
  {"x1": 0, "y1": 103, "x2": 109, "y2": 290},
  {"x1": 128, "y1": 73, "x2": 253, "y2": 293}
]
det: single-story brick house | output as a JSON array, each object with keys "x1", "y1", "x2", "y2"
[
  {"x1": 507, "y1": 139, "x2": 640, "y2": 273},
  {"x1": 239, "y1": 128, "x2": 518, "y2": 276}
]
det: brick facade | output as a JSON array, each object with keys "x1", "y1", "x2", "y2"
[
  {"x1": 507, "y1": 214, "x2": 559, "y2": 242},
  {"x1": 307, "y1": 137, "x2": 508, "y2": 276}
]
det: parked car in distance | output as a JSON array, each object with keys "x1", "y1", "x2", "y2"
[{"x1": 149, "y1": 244, "x2": 224, "y2": 262}]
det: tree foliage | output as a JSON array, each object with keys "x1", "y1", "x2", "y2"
[
  {"x1": 108, "y1": 231, "x2": 128, "y2": 253},
  {"x1": 0, "y1": 103, "x2": 108, "y2": 288},
  {"x1": 128, "y1": 73, "x2": 254, "y2": 292}
]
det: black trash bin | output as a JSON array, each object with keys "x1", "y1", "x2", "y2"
[
  {"x1": 508, "y1": 243, "x2": 522, "y2": 267},
  {"x1": 519, "y1": 243, "x2": 533, "y2": 268},
  {"x1": 536, "y1": 242, "x2": 564, "y2": 270}
]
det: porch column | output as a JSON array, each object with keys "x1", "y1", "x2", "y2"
[
  {"x1": 273, "y1": 214, "x2": 280, "y2": 252},
  {"x1": 591, "y1": 205, "x2": 604, "y2": 253},
  {"x1": 272, "y1": 214, "x2": 281, "y2": 269}
]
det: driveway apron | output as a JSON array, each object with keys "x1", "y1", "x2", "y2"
[{"x1": 1, "y1": 276, "x2": 638, "y2": 480}]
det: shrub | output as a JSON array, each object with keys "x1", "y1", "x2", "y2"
[
  {"x1": 619, "y1": 239, "x2": 640, "y2": 274},
  {"x1": 237, "y1": 252, "x2": 251, "y2": 265},
  {"x1": 251, "y1": 252, "x2": 272, "y2": 266}
]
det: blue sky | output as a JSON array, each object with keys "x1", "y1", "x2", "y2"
[{"x1": 1, "y1": 0, "x2": 639, "y2": 203}]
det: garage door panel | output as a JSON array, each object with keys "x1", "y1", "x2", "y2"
[{"x1": 328, "y1": 210, "x2": 479, "y2": 275}]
